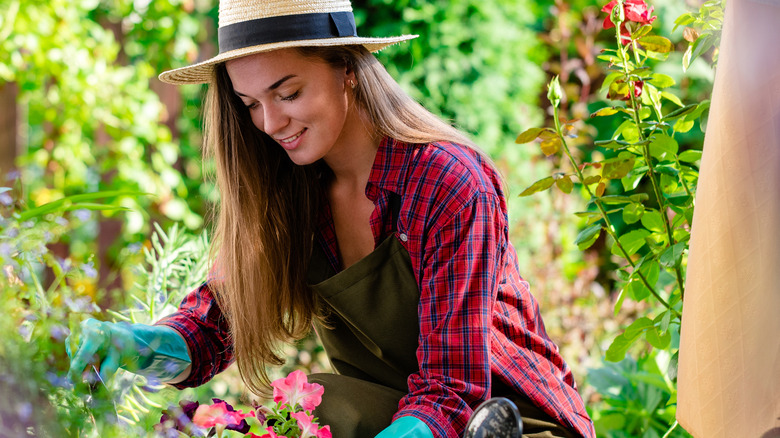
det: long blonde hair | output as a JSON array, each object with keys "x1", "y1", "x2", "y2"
[{"x1": 204, "y1": 45, "x2": 491, "y2": 395}]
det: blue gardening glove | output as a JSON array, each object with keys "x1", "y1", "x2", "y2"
[
  {"x1": 375, "y1": 416, "x2": 434, "y2": 438},
  {"x1": 66, "y1": 318, "x2": 191, "y2": 384}
]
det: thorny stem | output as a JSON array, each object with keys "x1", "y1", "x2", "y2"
[
  {"x1": 553, "y1": 110, "x2": 679, "y2": 317},
  {"x1": 618, "y1": 23, "x2": 686, "y2": 305}
]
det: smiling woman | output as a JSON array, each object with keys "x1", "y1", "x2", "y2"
[{"x1": 66, "y1": 0, "x2": 595, "y2": 437}]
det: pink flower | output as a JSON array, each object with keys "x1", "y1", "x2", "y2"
[
  {"x1": 258, "y1": 426, "x2": 288, "y2": 438},
  {"x1": 291, "y1": 412, "x2": 331, "y2": 438},
  {"x1": 272, "y1": 370, "x2": 324, "y2": 412},
  {"x1": 602, "y1": 0, "x2": 657, "y2": 43},
  {"x1": 191, "y1": 400, "x2": 253, "y2": 431}
]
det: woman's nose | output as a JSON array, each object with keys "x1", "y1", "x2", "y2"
[{"x1": 260, "y1": 105, "x2": 289, "y2": 136}]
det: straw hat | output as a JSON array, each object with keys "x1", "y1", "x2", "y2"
[{"x1": 158, "y1": 0, "x2": 418, "y2": 85}]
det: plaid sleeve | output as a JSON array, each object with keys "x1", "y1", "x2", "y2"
[
  {"x1": 395, "y1": 190, "x2": 506, "y2": 438},
  {"x1": 156, "y1": 282, "x2": 234, "y2": 388}
]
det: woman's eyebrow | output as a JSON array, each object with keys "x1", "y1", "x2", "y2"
[
  {"x1": 267, "y1": 74, "x2": 297, "y2": 91},
  {"x1": 234, "y1": 74, "x2": 298, "y2": 98}
]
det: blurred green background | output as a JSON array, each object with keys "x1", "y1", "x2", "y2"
[{"x1": 0, "y1": 0, "x2": 715, "y2": 436}]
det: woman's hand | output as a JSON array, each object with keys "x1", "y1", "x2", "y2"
[{"x1": 66, "y1": 318, "x2": 191, "y2": 384}]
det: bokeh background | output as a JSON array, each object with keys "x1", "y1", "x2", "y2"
[{"x1": 0, "y1": 0, "x2": 717, "y2": 436}]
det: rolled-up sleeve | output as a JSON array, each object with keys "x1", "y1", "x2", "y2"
[{"x1": 156, "y1": 283, "x2": 234, "y2": 388}]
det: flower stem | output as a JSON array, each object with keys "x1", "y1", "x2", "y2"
[
  {"x1": 620, "y1": 41, "x2": 687, "y2": 304},
  {"x1": 554, "y1": 111, "x2": 678, "y2": 317}
]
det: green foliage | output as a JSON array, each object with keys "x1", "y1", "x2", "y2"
[
  {"x1": 0, "y1": 0, "x2": 213, "y2": 294},
  {"x1": 674, "y1": 0, "x2": 724, "y2": 71},
  {"x1": 517, "y1": 0, "x2": 721, "y2": 435},
  {"x1": 0, "y1": 186, "x2": 209, "y2": 435},
  {"x1": 588, "y1": 349, "x2": 690, "y2": 438},
  {"x1": 355, "y1": 0, "x2": 547, "y2": 155}
]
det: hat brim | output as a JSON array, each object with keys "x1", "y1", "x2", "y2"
[{"x1": 158, "y1": 35, "x2": 418, "y2": 85}]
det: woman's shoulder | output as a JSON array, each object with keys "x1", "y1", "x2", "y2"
[{"x1": 404, "y1": 139, "x2": 504, "y2": 201}]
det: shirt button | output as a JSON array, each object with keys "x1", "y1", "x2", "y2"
[{"x1": 399, "y1": 233, "x2": 408, "y2": 242}]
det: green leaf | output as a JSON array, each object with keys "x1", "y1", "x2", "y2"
[
  {"x1": 642, "y1": 210, "x2": 666, "y2": 232},
  {"x1": 674, "y1": 117, "x2": 695, "y2": 133},
  {"x1": 649, "y1": 133, "x2": 679, "y2": 159},
  {"x1": 590, "y1": 107, "x2": 620, "y2": 118},
  {"x1": 679, "y1": 149, "x2": 703, "y2": 163},
  {"x1": 628, "y1": 278, "x2": 651, "y2": 301},
  {"x1": 19, "y1": 190, "x2": 146, "y2": 221},
  {"x1": 661, "y1": 90, "x2": 684, "y2": 107},
  {"x1": 518, "y1": 176, "x2": 555, "y2": 197},
  {"x1": 616, "y1": 229, "x2": 650, "y2": 256},
  {"x1": 621, "y1": 171, "x2": 644, "y2": 191},
  {"x1": 638, "y1": 35, "x2": 673, "y2": 53},
  {"x1": 606, "y1": 317, "x2": 654, "y2": 361},
  {"x1": 616, "y1": 119, "x2": 640, "y2": 142},
  {"x1": 659, "y1": 242, "x2": 686, "y2": 268},
  {"x1": 555, "y1": 175, "x2": 574, "y2": 194},
  {"x1": 614, "y1": 287, "x2": 627, "y2": 316},
  {"x1": 690, "y1": 33, "x2": 715, "y2": 66},
  {"x1": 622, "y1": 202, "x2": 645, "y2": 224},
  {"x1": 516, "y1": 127, "x2": 551, "y2": 144},
  {"x1": 658, "y1": 309, "x2": 672, "y2": 334},
  {"x1": 592, "y1": 195, "x2": 632, "y2": 205},
  {"x1": 663, "y1": 103, "x2": 699, "y2": 121},
  {"x1": 583, "y1": 175, "x2": 602, "y2": 185},
  {"x1": 600, "y1": 72, "x2": 623, "y2": 94},
  {"x1": 540, "y1": 135, "x2": 562, "y2": 156},
  {"x1": 575, "y1": 224, "x2": 602, "y2": 250},
  {"x1": 639, "y1": 258, "x2": 661, "y2": 288},
  {"x1": 602, "y1": 154, "x2": 636, "y2": 180},
  {"x1": 595, "y1": 139, "x2": 631, "y2": 149},
  {"x1": 674, "y1": 13, "x2": 696, "y2": 29},
  {"x1": 646, "y1": 325, "x2": 672, "y2": 349},
  {"x1": 648, "y1": 73, "x2": 676, "y2": 89}
]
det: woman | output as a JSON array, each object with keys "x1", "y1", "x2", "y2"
[{"x1": 67, "y1": 0, "x2": 595, "y2": 437}]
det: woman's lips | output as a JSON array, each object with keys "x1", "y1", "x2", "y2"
[{"x1": 277, "y1": 128, "x2": 306, "y2": 150}]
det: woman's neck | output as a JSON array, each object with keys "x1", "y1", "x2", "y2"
[{"x1": 323, "y1": 113, "x2": 380, "y2": 192}]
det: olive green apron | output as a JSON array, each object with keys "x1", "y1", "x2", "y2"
[{"x1": 306, "y1": 195, "x2": 578, "y2": 438}]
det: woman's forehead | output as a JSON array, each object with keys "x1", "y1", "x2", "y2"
[{"x1": 225, "y1": 49, "x2": 328, "y2": 87}]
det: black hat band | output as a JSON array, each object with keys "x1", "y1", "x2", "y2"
[{"x1": 218, "y1": 11, "x2": 358, "y2": 54}]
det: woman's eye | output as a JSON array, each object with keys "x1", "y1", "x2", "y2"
[
  {"x1": 281, "y1": 91, "x2": 300, "y2": 101},
  {"x1": 245, "y1": 101, "x2": 258, "y2": 110}
]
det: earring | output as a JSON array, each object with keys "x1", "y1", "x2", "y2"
[{"x1": 349, "y1": 80, "x2": 356, "y2": 89}]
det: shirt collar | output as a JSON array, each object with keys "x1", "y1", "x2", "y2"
[{"x1": 366, "y1": 136, "x2": 417, "y2": 200}]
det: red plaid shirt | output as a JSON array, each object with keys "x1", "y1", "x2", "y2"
[{"x1": 158, "y1": 137, "x2": 595, "y2": 438}]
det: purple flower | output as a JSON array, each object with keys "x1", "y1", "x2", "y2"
[
  {"x1": 211, "y1": 398, "x2": 251, "y2": 434},
  {"x1": 81, "y1": 262, "x2": 97, "y2": 279},
  {"x1": 0, "y1": 242, "x2": 14, "y2": 258},
  {"x1": 49, "y1": 324, "x2": 70, "y2": 341},
  {"x1": 46, "y1": 371, "x2": 73, "y2": 389},
  {"x1": 155, "y1": 400, "x2": 205, "y2": 437},
  {"x1": 5, "y1": 170, "x2": 20, "y2": 181},
  {"x1": 57, "y1": 257, "x2": 72, "y2": 273},
  {"x1": 16, "y1": 402, "x2": 32, "y2": 422},
  {"x1": 0, "y1": 192, "x2": 12, "y2": 206},
  {"x1": 55, "y1": 217, "x2": 69, "y2": 227},
  {"x1": 64, "y1": 296, "x2": 99, "y2": 313},
  {"x1": 73, "y1": 209, "x2": 92, "y2": 222},
  {"x1": 18, "y1": 324, "x2": 32, "y2": 340}
]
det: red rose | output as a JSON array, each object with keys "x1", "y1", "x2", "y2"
[{"x1": 602, "y1": 0, "x2": 657, "y2": 43}]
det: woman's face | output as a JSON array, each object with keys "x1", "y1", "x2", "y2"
[{"x1": 225, "y1": 49, "x2": 356, "y2": 166}]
